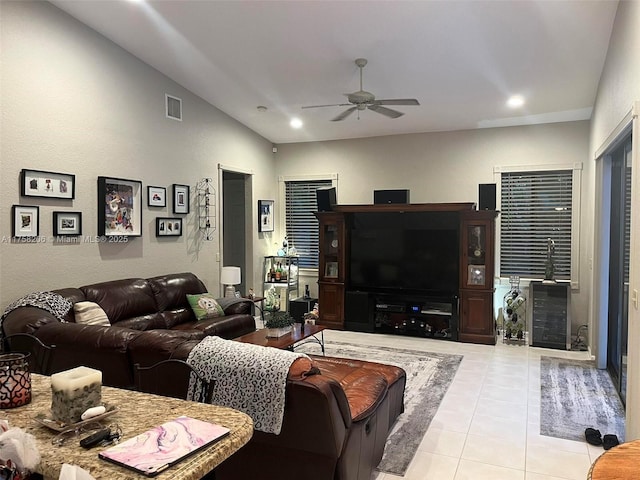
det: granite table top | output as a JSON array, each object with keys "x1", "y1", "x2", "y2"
[{"x1": 1, "y1": 374, "x2": 253, "y2": 480}]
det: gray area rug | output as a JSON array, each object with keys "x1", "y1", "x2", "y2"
[
  {"x1": 297, "y1": 340, "x2": 462, "y2": 476},
  {"x1": 540, "y1": 356, "x2": 625, "y2": 442}
]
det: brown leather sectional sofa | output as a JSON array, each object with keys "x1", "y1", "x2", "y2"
[{"x1": 1, "y1": 272, "x2": 406, "y2": 480}]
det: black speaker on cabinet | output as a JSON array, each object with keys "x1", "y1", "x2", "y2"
[
  {"x1": 478, "y1": 183, "x2": 496, "y2": 210},
  {"x1": 316, "y1": 187, "x2": 336, "y2": 212},
  {"x1": 345, "y1": 291, "x2": 375, "y2": 332},
  {"x1": 373, "y1": 189, "x2": 410, "y2": 204}
]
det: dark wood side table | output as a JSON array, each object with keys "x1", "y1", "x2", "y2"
[{"x1": 588, "y1": 440, "x2": 640, "y2": 479}]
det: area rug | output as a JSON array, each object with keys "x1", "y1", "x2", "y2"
[
  {"x1": 296, "y1": 340, "x2": 462, "y2": 476},
  {"x1": 540, "y1": 356, "x2": 625, "y2": 443}
]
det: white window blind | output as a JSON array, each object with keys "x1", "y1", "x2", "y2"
[
  {"x1": 500, "y1": 170, "x2": 573, "y2": 280},
  {"x1": 285, "y1": 180, "x2": 332, "y2": 268}
]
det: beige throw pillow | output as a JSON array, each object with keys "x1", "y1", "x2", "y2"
[{"x1": 73, "y1": 301, "x2": 110, "y2": 326}]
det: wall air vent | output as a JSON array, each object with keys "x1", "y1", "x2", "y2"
[{"x1": 165, "y1": 94, "x2": 182, "y2": 121}]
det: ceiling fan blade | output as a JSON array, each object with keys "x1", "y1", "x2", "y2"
[
  {"x1": 373, "y1": 99, "x2": 420, "y2": 106},
  {"x1": 302, "y1": 103, "x2": 352, "y2": 109},
  {"x1": 331, "y1": 106, "x2": 357, "y2": 121},
  {"x1": 368, "y1": 104, "x2": 404, "y2": 119}
]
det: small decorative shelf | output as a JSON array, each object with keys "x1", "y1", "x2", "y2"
[{"x1": 196, "y1": 178, "x2": 216, "y2": 240}]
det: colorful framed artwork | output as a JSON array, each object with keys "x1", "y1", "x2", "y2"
[
  {"x1": 53, "y1": 211, "x2": 82, "y2": 236},
  {"x1": 156, "y1": 217, "x2": 182, "y2": 237},
  {"x1": 258, "y1": 199, "x2": 274, "y2": 232},
  {"x1": 172, "y1": 184, "x2": 190, "y2": 214},
  {"x1": 12, "y1": 205, "x2": 39, "y2": 238},
  {"x1": 97, "y1": 176, "x2": 142, "y2": 237},
  {"x1": 20, "y1": 169, "x2": 75, "y2": 199},
  {"x1": 147, "y1": 186, "x2": 166, "y2": 207}
]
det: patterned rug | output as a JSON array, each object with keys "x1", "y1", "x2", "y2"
[
  {"x1": 296, "y1": 340, "x2": 462, "y2": 476},
  {"x1": 540, "y1": 356, "x2": 625, "y2": 442}
]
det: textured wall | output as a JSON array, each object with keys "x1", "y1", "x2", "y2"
[{"x1": 0, "y1": 1, "x2": 275, "y2": 307}]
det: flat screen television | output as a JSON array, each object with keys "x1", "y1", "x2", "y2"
[{"x1": 349, "y1": 212, "x2": 459, "y2": 295}]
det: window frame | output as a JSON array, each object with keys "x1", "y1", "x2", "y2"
[
  {"x1": 494, "y1": 163, "x2": 582, "y2": 289},
  {"x1": 278, "y1": 173, "x2": 338, "y2": 272}
]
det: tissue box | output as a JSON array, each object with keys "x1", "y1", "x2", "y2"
[{"x1": 51, "y1": 366, "x2": 102, "y2": 424}]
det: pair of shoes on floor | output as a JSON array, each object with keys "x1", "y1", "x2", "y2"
[{"x1": 585, "y1": 428, "x2": 620, "y2": 450}]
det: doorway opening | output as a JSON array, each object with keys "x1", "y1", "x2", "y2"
[{"x1": 221, "y1": 170, "x2": 252, "y2": 297}]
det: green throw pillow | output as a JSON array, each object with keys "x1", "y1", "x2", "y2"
[{"x1": 187, "y1": 293, "x2": 225, "y2": 321}]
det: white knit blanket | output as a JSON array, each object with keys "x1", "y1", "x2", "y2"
[{"x1": 186, "y1": 336, "x2": 306, "y2": 434}]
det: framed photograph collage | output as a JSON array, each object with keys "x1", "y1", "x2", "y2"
[{"x1": 13, "y1": 168, "x2": 193, "y2": 241}]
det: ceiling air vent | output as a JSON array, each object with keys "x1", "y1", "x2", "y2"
[{"x1": 165, "y1": 94, "x2": 182, "y2": 121}]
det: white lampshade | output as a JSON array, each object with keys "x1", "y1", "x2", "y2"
[{"x1": 221, "y1": 266, "x2": 241, "y2": 297}]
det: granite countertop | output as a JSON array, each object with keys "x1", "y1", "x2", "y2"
[{"x1": 1, "y1": 374, "x2": 253, "y2": 480}]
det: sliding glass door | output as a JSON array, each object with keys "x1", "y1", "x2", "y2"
[{"x1": 607, "y1": 137, "x2": 632, "y2": 405}]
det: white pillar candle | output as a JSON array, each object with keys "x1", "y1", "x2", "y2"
[{"x1": 51, "y1": 366, "x2": 102, "y2": 423}]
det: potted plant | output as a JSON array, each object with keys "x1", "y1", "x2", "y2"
[{"x1": 265, "y1": 311, "x2": 294, "y2": 338}]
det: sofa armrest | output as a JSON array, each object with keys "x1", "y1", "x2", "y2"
[
  {"x1": 172, "y1": 314, "x2": 256, "y2": 339},
  {"x1": 1, "y1": 307, "x2": 60, "y2": 337},
  {"x1": 217, "y1": 298, "x2": 252, "y2": 315}
]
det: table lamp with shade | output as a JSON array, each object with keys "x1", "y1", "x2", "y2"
[{"x1": 221, "y1": 266, "x2": 241, "y2": 297}]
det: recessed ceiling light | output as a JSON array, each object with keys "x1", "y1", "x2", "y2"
[
  {"x1": 507, "y1": 95, "x2": 525, "y2": 108},
  {"x1": 257, "y1": 106, "x2": 268, "y2": 113},
  {"x1": 290, "y1": 118, "x2": 303, "y2": 129}
]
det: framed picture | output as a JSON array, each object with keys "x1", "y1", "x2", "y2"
[
  {"x1": 172, "y1": 184, "x2": 190, "y2": 214},
  {"x1": 467, "y1": 265, "x2": 486, "y2": 286},
  {"x1": 147, "y1": 186, "x2": 166, "y2": 207},
  {"x1": 156, "y1": 217, "x2": 183, "y2": 237},
  {"x1": 258, "y1": 199, "x2": 274, "y2": 232},
  {"x1": 97, "y1": 176, "x2": 142, "y2": 237},
  {"x1": 325, "y1": 261, "x2": 339, "y2": 278},
  {"x1": 11, "y1": 205, "x2": 39, "y2": 238},
  {"x1": 20, "y1": 169, "x2": 75, "y2": 199},
  {"x1": 53, "y1": 211, "x2": 82, "y2": 236}
]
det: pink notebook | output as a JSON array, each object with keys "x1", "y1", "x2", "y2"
[{"x1": 99, "y1": 416, "x2": 230, "y2": 477}]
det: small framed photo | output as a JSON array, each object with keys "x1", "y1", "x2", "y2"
[
  {"x1": 172, "y1": 184, "x2": 190, "y2": 214},
  {"x1": 53, "y1": 211, "x2": 82, "y2": 236},
  {"x1": 12, "y1": 205, "x2": 39, "y2": 237},
  {"x1": 20, "y1": 169, "x2": 75, "y2": 199},
  {"x1": 467, "y1": 265, "x2": 486, "y2": 286},
  {"x1": 325, "y1": 261, "x2": 339, "y2": 278},
  {"x1": 156, "y1": 217, "x2": 183, "y2": 237},
  {"x1": 258, "y1": 199, "x2": 274, "y2": 232},
  {"x1": 147, "y1": 186, "x2": 166, "y2": 207},
  {"x1": 98, "y1": 176, "x2": 142, "y2": 237}
]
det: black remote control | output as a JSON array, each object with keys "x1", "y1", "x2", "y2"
[{"x1": 80, "y1": 428, "x2": 111, "y2": 448}]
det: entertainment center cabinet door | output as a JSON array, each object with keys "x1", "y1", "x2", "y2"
[
  {"x1": 317, "y1": 282, "x2": 344, "y2": 329},
  {"x1": 459, "y1": 290, "x2": 495, "y2": 344}
]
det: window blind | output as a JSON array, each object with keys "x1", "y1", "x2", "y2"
[
  {"x1": 500, "y1": 170, "x2": 573, "y2": 279},
  {"x1": 285, "y1": 180, "x2": 332, "y2": 268}
]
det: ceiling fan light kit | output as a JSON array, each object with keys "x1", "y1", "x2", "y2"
[{"x1": 302, "y1": 58, "x2": 420, "y2": 121}]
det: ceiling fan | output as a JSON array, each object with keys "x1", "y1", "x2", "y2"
[{"x1": 302, "y1": 58, "x2": 420, "y2": 121}]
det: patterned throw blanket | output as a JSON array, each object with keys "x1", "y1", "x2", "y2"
[
  {"x1": 0, "y1": 291, "x2": 72, "y2": 339},
  {"x1": 186, "y1": 336, "x2": 306, "y2": 434}
]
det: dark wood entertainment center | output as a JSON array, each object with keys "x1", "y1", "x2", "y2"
[{"x1": 315, "y1": 203, "x2": 498, "y2": 345}]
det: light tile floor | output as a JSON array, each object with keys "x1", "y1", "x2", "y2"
[{"x1": 316, "y1": 328, "x2": 606, "y2": 480}]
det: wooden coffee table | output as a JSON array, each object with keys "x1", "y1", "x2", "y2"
[{"x1": 234, "y1": 324, "x2": 326, "y2": 355}]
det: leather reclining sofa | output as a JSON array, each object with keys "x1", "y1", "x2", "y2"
[{"x1": 1, "y1": 272, "x2": 407, "y2": 480}]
